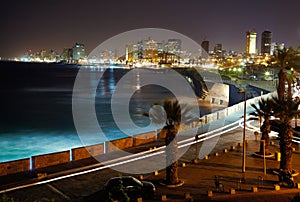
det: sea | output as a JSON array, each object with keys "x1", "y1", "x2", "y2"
[{"x1": 0, "y1": 61, "x2": 229, "y2": 162}]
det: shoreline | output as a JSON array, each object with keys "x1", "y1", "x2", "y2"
[
  {"x1": 0, "y1": 91, "x2": 278, "y2": 200},
  {"x1": 0, "y1": 90, "x2": 274, "y2": 178},
  {"x1": 0, "y1": 62, "x2": 275, "y2": 178}
]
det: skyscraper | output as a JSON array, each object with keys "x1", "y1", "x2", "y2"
[
  {"x1": 246, "y1": 31, "x2": 257, "y2": 54},
  {"x1": 270, "y1": 42, "x2": 285, "y2": 55},
  {"x1": 214, "y1": 43, "x2": 222, "y2": 57},
  {"x1": 261, "y1": 31, "x2": 272, "y2": 55},
  {"x1": 142, "y1": 38, "x2": 158, "y2": 61},
  {"x1": 201, "y1": 40, "x2": 209, "y2": 54},
  {"x1": 166, "y1": 39, "x2": 181, "y2": 56},
  {"x1": 61, "y1": 48, "x2": 73, "y2": 62},
  {"x1": 72, "y1": 43, "x2": 86, "y2": 61},
  {"x1": 157, "y1": 41, "x2": 165, "y2": 54},
  {"x1": 214, "y1": 44, "x2": 222, "y2": 53}
]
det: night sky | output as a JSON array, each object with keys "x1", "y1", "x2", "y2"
[{"x1": 0, "y1": 0, "x2": 300, "y2": 58}]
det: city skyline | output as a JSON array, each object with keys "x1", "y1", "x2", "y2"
[{"x1": 1, "y1": 0, "x2": 300, "y2": 58}]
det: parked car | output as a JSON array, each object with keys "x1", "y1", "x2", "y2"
[{"x1": 104, "y1": 176, "x2": 156, "y2": 201}]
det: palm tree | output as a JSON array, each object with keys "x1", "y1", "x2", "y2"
[
  {"x1": 144, "y1": 98, "x2": 197, "y2": 185},
  {"x1": 250, "y1": 98, "x2": 273, "y2": 155},
  {"x1": 273, "y1": 48, "x2": 296, "y2": 101},
  {"x1": 272, "y1": 97, "x2": 300, "y2": 172},
  {"x1": 286, "y1": 70, "x2": 298, "y2": 100},
  {"x1": 270, "y1": 48, "x2": 300, "y2": 173}
]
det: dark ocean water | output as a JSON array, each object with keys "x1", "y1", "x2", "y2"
[
  {"x1": 0, "y1": 61, "x2": 218, "y2": 162},
  {"x1": 0, "y1": 61, "x2": 257, "y2": 162}
]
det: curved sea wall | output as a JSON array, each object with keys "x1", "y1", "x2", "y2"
[{"x1": 0, "y1": 92, "x2": 276, "y2": 177}]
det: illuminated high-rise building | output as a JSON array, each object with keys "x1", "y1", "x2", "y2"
[
  {"x1": 213, "y1": 43, "x2": 222, "y2": 56},
  {"x1": 214, "y1": 44, "x2": 222, "y2": 53},
  {"x1": 137, "y1": 40, "x2": 143, "y2": 59},
  {"x1": 61, "y1": 48, "x2": 73, "y2": 62},
  {"x1": 157, "y1": 41, "x2": 165, "y2": 54},
  {"x1": 270, "y1": 42, "x2": 285, "y2": 55},
  {"x1": 72, "y1": 43, "x2": 86, "y2": 61},
  {"x1": 201, "y1": 40, "x2": 209, "y2": 54},
  {"x1": 166, "y1": 39, "x2": 181, "y2": 56},
  {"x1": 261, "y1": 31, "x2": 272, "y2": 55},
  {"x1": 142, "y1": 38, "x2": 158, "y2": 61},
  {"x1": 246, "y1": 31, "x2": 257, "y2": 54},
  {"x1": 40, "y1": 50, "x2": 47, "y2": 60}
]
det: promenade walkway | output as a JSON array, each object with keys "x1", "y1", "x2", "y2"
[{"x1": 143, "y1": 138, "x2": 300, "y2": 202}]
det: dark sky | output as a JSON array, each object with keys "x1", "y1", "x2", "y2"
[{"x1": 0, "y1": 0, "x2": 300, "y2": 58}]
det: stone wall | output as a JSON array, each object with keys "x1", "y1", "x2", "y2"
[
  {"x1": 133, "y1": 131, "x2": 157, "y2": 146},
  {"x1": 32, "y1": 150, "x2": 70, "y2": 170},
  {"x1": 72, "y1": 143, "x2": 104, "y2": 161},
  {"x1": 106, "y1": 137, "x2": 133, "y2": 153},
  {"x1": 0, "y1": 158, "x2": 30, "y2": 176}
]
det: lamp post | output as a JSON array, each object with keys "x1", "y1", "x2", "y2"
[
  {"x1": 238, "y1": 89, "x2": 246, "y2": 173},
  {"x1": 194, "y1": 134, "x2": 199, "y2": 163},
  {"x1": 194, "y1": 118, "x2": 203, "y2": 163},
  {"x1": 262, "y1": 140, "x2": 266, "y2": 175}
]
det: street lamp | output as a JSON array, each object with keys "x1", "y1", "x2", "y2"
[
  {"x1": 238, "y1": 89, "x2": 246, "y2": 173},
  {"x1": 194, "y1": 118, "x2": 204, "y2": 163}
]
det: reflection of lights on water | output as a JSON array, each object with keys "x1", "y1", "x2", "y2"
[{"x1": 136, "y1": 71, "x2": 141, "y2": 90}]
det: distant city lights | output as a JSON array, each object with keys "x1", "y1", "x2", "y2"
[{"x1": 0, "y1": 29, "x2": 297, "y2": 71}]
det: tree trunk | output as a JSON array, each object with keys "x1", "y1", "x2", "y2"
[
  {"x1": 277, "y1": 69, "x2": 286, "y2": 101},
  {"x1": 279, "y1": 124, "x2": 293, "y2": 172},
  {"x1": 165, "y1": 125, "x2": 179, "y2": 185},
  {"x1": 259, "y1": 120, "x2": 270, "y2": 154},
  {"x1": 287, "y1": 79, "x2": 293, "y2": 100}
]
